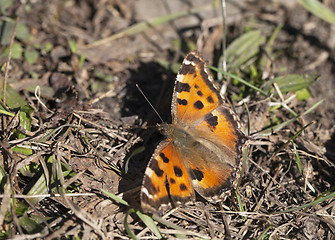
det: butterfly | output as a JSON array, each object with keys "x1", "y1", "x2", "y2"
[{"x1": 141, "y1": 51, "x2": 247, "y2": 214}]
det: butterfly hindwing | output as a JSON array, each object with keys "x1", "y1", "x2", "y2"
[
  {"x1": 141, "y1": 140, "x2": 195, "y2": 214},
  {"x1": 194, "y1": 106, "x2": 246, "y2": 162}
]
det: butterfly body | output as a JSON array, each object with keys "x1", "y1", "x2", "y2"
[{"x1": 141, "y1": 51, "x2": 247, "y2": 214}]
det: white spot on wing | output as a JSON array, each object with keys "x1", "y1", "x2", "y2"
[
  {"x1": 141, "y1": 187, "x2": 153, "y2": 199},
  {"x1": 145, "y1": 167, "x2": 153, "y2": 177},
  {"x1": 183, "y1": 59, "x2": 196, "y2": 66}
]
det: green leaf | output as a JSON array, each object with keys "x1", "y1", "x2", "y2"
[
  {"x1": 296, "y1": 88, "x2": 311, "y2": 101},
  {"x1": 0, "y1": 19, "x2": 15, "y2": 45},
  {"x1": 91, "y1": 82, "x2": 104, "y2": 93},
  {"x1": 79, "y1": 53, "x2": 86, "y2": 68},
  {"x1": 136, "y1": 210, "x2": 163, "y2": 239},
  {"x1": 0, "y1": 108, "x2": 15, "y2": 117},
  {"x1": 19, "y1": 216, "x2": 43, "y2": 233},
  {"x1": 210, "y1": 66, "x2": 268, "y2": 96},
  {"x1": 26, "y1": 156, "x2": 75, "y2": 204},
  {"x1": 68, "y1": 40, "x2": 78, "y2": 53},
  {"x1": 0, "y1": 229, "x2": 11, "y2": 238},
  {"x1": 12, "y1": 104, "x2": 33, "y2": 140},
  {"x1": 0, "y1": 0, "x2": 14, "y2": 14},
  {"x1": 0, "y1": 84, "x2": 29, "y2": 109},
  {"x1": 12, "y1": 146, "x2": 33, "y2": 156},
  {"x1": 2, "y1": 42, "x2": 23, "y2": 59},
  {"x1": 15, "y1": 201, "x2": 29, "y2": 216},
  {"x1": 43, "y1": 42, "x2": 54, "y2": 53},
  {"x1": 298, "y1": 0, "x2": 335, "y2": 25},
  {"x1": 94, "y1": 69, "x2": 114, "y2": 82},
  {"x1": 16, "y1": 22, "x2": 30, "y2": 42},
  {"x1": 226, "y1": 30, "x2": 266, "y2": 72},
  {"x1": 24, "y1": 85, "x2": 55, "y2": 98},
  {"x1": 18, "y1": 105, "x2": 33, "y2": 133},
  {"x1": 24, "y1": 49, "x2": 39, "y2": 64},
  {"x1": 253, "y1": 100, "x2": 323, "y2": 138},
  {"x1": 263, "y1": 74, "x2": 318, "y2": 94}
]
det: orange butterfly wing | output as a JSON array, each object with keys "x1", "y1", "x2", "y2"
[
  {"x1": 171, "y1": 51, "x2": 246, "y2": 202},
  {"x1": 141, "y1": 51, "x2": 246, "y2": 214},
  {"x1": 141, "y1": 140, "x2": 195, "y2": 214}
]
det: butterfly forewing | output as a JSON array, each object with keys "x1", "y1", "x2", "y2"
[{"x1": 172, "y1": 52, "x2": 222, "y2": 125}]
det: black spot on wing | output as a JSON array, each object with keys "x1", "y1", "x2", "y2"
[
  {"x1": 150, "y1": 159, "x2": 164, "y2": 177},
  {"x1": 197, "y1": 90, "x2": 203, "y2": 96},
  {"x1": 207, "y1": 95, "x2": 214, "y2": 103},
  {"x1": 170, "y1": 178, "x2": 176, "y2": 184},
  {"x1": 175, "y1": 81, "x2": 190, "y2": 93},
  {"x1": 194, "y1": 84, "x2": 199, "y2": 89},
  {"x1": 177, "y1": 98, "x2": 187, "y2": 106},
  {"x1": 191, "y1": 169, "x2": 204, "y2": 181},
  {"x1": 160, "y1": 152, "x2": 169, "y2": 163},
  {"x1": 174, "y1": 166, "x2": 183, "y2": 177},
  {"x1": 194, "y1": 100, "x2": 204, "y2": 109},
  {"x1": 180, "y1": 183, "x2": 187, "y2": 191},
  {"x1": 205, "y1": 113, "x2": 218, "y2": 128}
]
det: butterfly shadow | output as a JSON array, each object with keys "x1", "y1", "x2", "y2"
[
  {"x1": 117, "y1": 60, "x2": 176, "y2": 209},
  {"x1": 324, "y1": 131, "x2": 335, "y2": 186}
]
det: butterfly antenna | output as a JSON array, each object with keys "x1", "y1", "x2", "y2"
[{"x1": 136, "y1": 84, "x2": 164, "y2": 123}]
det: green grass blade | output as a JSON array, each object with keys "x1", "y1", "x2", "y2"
[
  {"x1": 124, "y1": 146, "x2": 145, "y2": 174},
  {"x1": 253, "y1": 99, "x2": 322, "y2": 138},
  {"x1": 27, "y1": 156, "x2": 74, "y2": 204},
  {"x1": 124, "y1": 209, "x2": 139, "y2": 240},
  {"x1": 210, "y1": 66, "x2": 268, "y2": 96},
  {"x1": 101, "y1": 189, "x2": 129, "y2": 207},
  {"x1": 136, "y1": 210, "x2": 163, "y2": 239},
  {"x1": 272, "y1": 190, "x2": 335, "y2": 214},
  {"x1": 0, "y1": 108, "x2": 14, "y2": 116},
  {"x1": 292, "y1": 141, "x2": 315, "y2": 193},
  {"x1": 235, "y1": 191, "x2": 246, "y2": 221},
  {"x1": 301, "y1": 99, "x2": 323, "y2": 116},
  {"x1": 263, "y1": 74, "x2": 318, "y2": 94},
  {"x1": 298, "y1": 0, "x2": 335, "y2": 25},
  {"x1": 252, "y1": 118, "x2": 295, "y2": 138}
]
